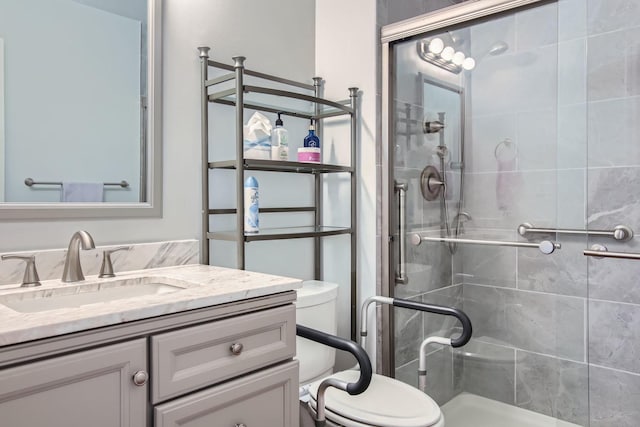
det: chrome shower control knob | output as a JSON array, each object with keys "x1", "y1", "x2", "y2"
[
  {"x1": 132, "y1": 370, "x2": 148, "y2": 386},
  {"x1": 538, "y1": 240, "x2": 557, "y2": 255},
  {"x1": 230, "y1": 343, "x2": 244, "y2": 355},
  {"x1": 613, "y1": 225, "x2": 633, "y2": 241}
]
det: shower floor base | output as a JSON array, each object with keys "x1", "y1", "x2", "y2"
[{"x1": 441, "y1": 393, "x2": 582, "y2": 427}]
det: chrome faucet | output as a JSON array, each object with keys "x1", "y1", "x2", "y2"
[{"x1": 62, "y1": 231, "x2": 96, "y2": 282}]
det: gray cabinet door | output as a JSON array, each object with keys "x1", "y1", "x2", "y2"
[
  {"x1": 154, "y1": 360, "x2": 299, "y2": 427},
  {"x1": 0, "y1": 339, "x2": 147, "y2": 427}
]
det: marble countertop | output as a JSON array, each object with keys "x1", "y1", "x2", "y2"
[{"x1": 0, "y1": 264, "x2": 301, "y2": 347}]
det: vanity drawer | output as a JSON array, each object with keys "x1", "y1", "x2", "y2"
[
  {"x1": 154, "y1": 360, "x2": 298, "y2": 427},
  {"x1": 151, "y1": 304, "x2": 296, "y2": 403}
]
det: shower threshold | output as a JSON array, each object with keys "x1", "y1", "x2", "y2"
[{"x1": 441, "y1": 393, "x2": 583, "y2": 427}]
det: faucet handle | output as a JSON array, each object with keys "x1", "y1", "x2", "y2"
[
  {"x1": 1, "y1": 255, "x2": 42, "y2": 287},
  {"x1": 99, "y1": 247, "x2": 131, "y2": 278}
]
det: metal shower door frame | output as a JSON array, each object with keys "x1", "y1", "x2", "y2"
[{"x1": 380, "y1": 0, "x2": 547, "y2": 377}]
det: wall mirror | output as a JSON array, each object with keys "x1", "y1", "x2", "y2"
[
  {"x1": 420, "y1": 74, "x2": 464, "y2": 167},
  {"x1": 0, "y1": 0, "x2": 161, "y2": 219}
]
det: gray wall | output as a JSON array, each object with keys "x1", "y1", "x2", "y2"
[{"x1": 0, "y1": 0, "x2": 316, "y2": 253}]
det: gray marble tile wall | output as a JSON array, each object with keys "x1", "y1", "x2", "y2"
[
  {"x1": 585, "y1": 1, "x2": 640, "y2": 424},
  {"x1": 589, "y1": 365, "x2": 640, "y2": 427},
  {"x1": 396, "y1": 345, "x2": 462, "y2": 406},
  {"x1": 457, "y1": 1, "x2": 640, "y2": 425},
  {"x1": 395, "y1": 284, "x2": 464, "y2": 404},
  {"x1": 515, "y1": 351, "x2": 588, "y2": 425},
  {"x1": 456, "y1": 339, "x2": 516, "y2": 405},
  {"x1": 0, "y1": 240, "x2": 199, "y2": 286}
]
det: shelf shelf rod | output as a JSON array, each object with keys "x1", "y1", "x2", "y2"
[
  {"x1": 209, "y1": 207, "x2": 316, "y2": 215},
  {"x1": 206, "y1": 227, "x2": 353, "y2": 242},
  {"x1": 349, "y1": 86, "x2": 359, "y2": 342},
  {"x1": 198, "y1": 46, "x2": 211, "y2": 265},
  {"x1": 207, "y1": 59, "x2": 315, "y2": 91},
  {"x1": 210, "y1": 98, "x2": 314, "y2": 120},
  {"x1": 234, "y1": 56, "x2": 246, "y2": 270},
  {"x1": 209, "y1": 88, "x2": 236, "y2": 101},
  {"x1": 205, "y1": 73, "x2": 235, "y2": 87},
  {"x1": 313, "y1": 77, "x2": 323, "y2": 284},
  {"x1": 245, "y1": 85, "x2": 354, "y2": 114}
]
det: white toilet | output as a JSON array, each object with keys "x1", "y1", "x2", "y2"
[{"x1": 296, "y1": 281, "x2": 445, "y2": 427}]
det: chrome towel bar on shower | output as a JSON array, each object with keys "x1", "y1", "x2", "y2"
[
  {"x1": 584, "y1": 244, "x2": 640, "y2": 260},
  {"x1": 410, "y1": 233, "x2": 561, "y2": 254},
  {"x1": 518, "y1": 222, "x2": 633, "y2": 242}
]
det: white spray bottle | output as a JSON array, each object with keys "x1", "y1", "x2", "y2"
[{"x1": 244, "y1": 176, "x2": 259, "y2": 233}]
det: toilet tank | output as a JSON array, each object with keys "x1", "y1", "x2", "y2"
[{"x1": 295, "y1": 280, "x2": 339, "y2": 384}]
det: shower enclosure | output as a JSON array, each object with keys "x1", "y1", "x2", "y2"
[{"x1": 382, "y1": 0, "x2": 640, "y2": 426}]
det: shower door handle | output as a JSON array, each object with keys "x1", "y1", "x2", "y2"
[{"x1": 395, "y1": 181, "x2": 408, "y2": 285}]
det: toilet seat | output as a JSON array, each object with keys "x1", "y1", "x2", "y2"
[{"x1": 308, "y1": 371, "x2": 444, "y2": 427}]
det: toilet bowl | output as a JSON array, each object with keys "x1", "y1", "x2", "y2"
[
  {"x1": 296, "y1": 281, "x2": 445, "y2": 427},
  {"x1": 308, "y1": 371, "x2": 444, "y2": 427}
]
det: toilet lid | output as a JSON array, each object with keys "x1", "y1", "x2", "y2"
[{"x1": 309, "y1": 371, "x2": 442, "y2": 427}]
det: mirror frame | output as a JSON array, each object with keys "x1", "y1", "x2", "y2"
[{"x1": 0, "y1": 0, "x2": 162, "y2": 220}]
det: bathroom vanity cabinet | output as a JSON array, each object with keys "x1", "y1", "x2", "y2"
[
  {"x1": 0, "y1": 339, "x2": 148, "y2": 426},
  {"x1": 0, "y1": 291, "x2": 298, "y2": 427}
]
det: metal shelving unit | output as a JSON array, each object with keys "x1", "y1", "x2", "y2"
[{"x1": 198, "y1": 47, "x2": 358, "y2": 339}]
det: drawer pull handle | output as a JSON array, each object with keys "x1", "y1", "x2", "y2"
[
  {"x1": 235, "y1": 424, "x2": 247, "y2": 427},
  {"x1": 132, "y1": 370, "x2": 148, "y2": 386},
  {"x1": 230, "y1": 342, "x2": 244, "y2": 355}
]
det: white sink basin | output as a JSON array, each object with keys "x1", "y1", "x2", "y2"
[{"x1": 0, "y1": 276, "x2": 194, "y2": 313}]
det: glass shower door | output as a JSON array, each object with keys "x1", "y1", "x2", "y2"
[
  {"x1": 387, "y1": 1, "x2": 591, "y2": 426},
  {"x1": 584, "y1": 1, "x2": 640, "y2": 425}
]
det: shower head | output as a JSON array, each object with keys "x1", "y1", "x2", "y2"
[
  {"x1": 476, "y1": 41, "x2": 509, "y2": 62},
  {"x1": 488, "y1": 41, "x2": 509, "y2": 56}
]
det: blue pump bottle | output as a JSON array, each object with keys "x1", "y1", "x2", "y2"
[{"x1": 303, "y1": 119, "x2": 320, "y2": 148}]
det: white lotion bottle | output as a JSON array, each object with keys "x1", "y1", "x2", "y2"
[
  {"x1": 244, "y1": 176, "x2": 259, "y2": 233},
  {"x1": 271, "y1": 112, "x2": 289, "y2": 161}
]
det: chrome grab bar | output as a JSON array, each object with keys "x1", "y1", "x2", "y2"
[
  {"x1": 359, "y1": 296, "x2": 472, "y2": 394},
  {"x1": 584, "y1": 244, "x2": 640, "y2": 260},
  {"x1": 395, "y1": 182, "x2": 408, "y2": 284},
  {"x1": 411, "y1": 233, "x2": 560, "y2": 255},
  {"x1": 296, "y1": 324, "x2": 372, "y2": 427},
  {"x1": 518, "y1": 222, "x2": 633, "y2": 242}
]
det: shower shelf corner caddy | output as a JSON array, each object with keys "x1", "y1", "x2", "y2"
[{"x1": 198, "y1": 47, "x2": 358, "y2": 337}]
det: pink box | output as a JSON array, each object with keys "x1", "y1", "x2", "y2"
[{"x1": 298, "y1": 147, "x2": 321, "y2": 163}]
